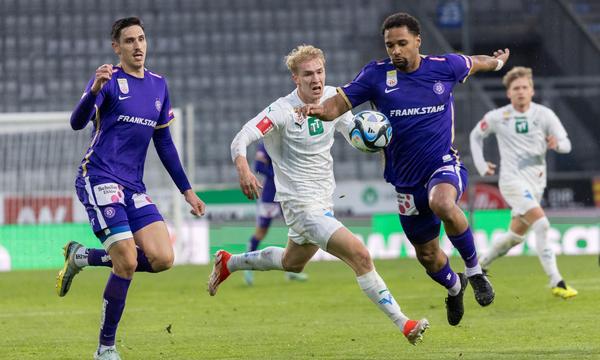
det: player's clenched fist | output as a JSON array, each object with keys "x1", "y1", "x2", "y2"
[{"x1": 91, "y1": 64, "x2": 113, "y2": 94}]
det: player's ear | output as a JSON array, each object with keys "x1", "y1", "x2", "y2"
[
  {"x1": 111, "y1": 41, "x2": 120, "y2": 55},
  {"x1": 415, "y1": 35, "x2": 421, "y2": 49}
]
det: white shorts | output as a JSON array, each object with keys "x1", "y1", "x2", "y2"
[
  {"x1": 257, "y1": 201, "x2": 281, "y2": 219},
  {"x1": 499, "y1": 180, "x2": 544, "y2": 217},
  {"x1": 280, "y1": 200, "x2": 343, "y2": 250}
]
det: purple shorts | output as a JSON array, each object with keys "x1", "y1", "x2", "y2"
[
  {"x1": 75, "y1": 176, "x2": 164, "y2": 249},
  {"x1": 395, "y1": 164, "x2": 468, "y2": 244}
]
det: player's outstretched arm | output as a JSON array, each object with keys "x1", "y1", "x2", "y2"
[
  {"x1": 470, "y1": 48, "x2": 510, "y2": 74},
  {"x1": 297, "y1": 94, "x2": 351, "y2": 122},
  {"x1": 70, "y1": 64, "x2": 113, "y2": 130},
  {"x1": 233, "y1": 155, "x2": 262, "y2": 200},
  {"x1": 231, "y1": 128, "x2": 263, "y2": 200},
  {"x1": 154, "y1": 128, "x2": 205, "y2": 216},
  {"x1": 184, "y1": 189, "x2": 206, "y2": 217},
  {"x1": 469, "y1": 123, "x2": 496, "y2": 176}
]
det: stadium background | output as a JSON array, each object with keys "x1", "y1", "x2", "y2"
[
  {"x1": 0, "y1": 1, "x2": 599, "y2": 358},
  {"x1": 0, "y1": 0, "x2": 598, "y2": 270}
]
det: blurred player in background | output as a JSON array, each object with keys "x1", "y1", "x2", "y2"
[
  {"x1": 208, "y1": 44, "x2": 429, "y2": 345},
  {"x1": 299, "y1": 12, "x2": 509, "y2": 326},
  {"x1": 470, "y1": 66, "x2": 577, "y2": 299},
  {"x1": 55, "y1": 17, "x2": 205, "y2": 359},
  {"x1": 243, "y1": 142, "x2": 308, "y2": 286}
]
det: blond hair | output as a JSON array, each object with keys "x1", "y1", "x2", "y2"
[
  {"x1": 285, "y1": 44, "x2": 325, "y2": 74},
  {"x1": 502, "y1": 66, "x2": 533, "y2": 89}
]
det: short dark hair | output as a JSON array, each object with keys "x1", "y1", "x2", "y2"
[
  {"x1": 381, "y1": 12, "x2": 420, "y2": 36},
  {"x1": 111, "y1": 17, "x2": 144, "y2": 42}
]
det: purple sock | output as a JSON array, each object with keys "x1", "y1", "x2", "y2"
[
  {"x1": 427, "y1": 258, "x2": 458, "y2": 289},
  {"x1": 99, "y1": 272, "x2": 131, "y2": 346},
  {"x1": 248, "y1": 235, "x2": 261, "y2": 252},
  {"x1": 448, "y1": 227, "x2": 478, "y2": 268},
  {"x1": 88, "y1": 249, "x2": 112, "y2": 267},
  {"x1": 88, "y1": 248, "x2": 155, "y2": 273}
]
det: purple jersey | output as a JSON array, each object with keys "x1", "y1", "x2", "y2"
[
  {"x1": 74, "y1": 67, "x2": 180, "y2": 193},
  {"x1": 339, "y1": 54, "x2": 473, "y2": 187},
  {"x1": 254, "y1": 142, "x2": 276, "y2": 203}
]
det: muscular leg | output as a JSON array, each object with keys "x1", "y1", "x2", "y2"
[
  {"x1": 413, "y1": 239, "x2": 461, "y2": 295},
  {"x1": 326, "y1": 227, "x2": 417, "y2": 333},
  {"x1": 518, "y1": 207, "x2": 563, "y2": 286},
  {"x1": 74, "y1": 221, "x2": 172, "y2": 273},
  {"x1": 429, "y1": 183, "x2": 478, "y2": 271},
  {"x1": 97, "y1": 239, "x2": 137, "y2": 352}
]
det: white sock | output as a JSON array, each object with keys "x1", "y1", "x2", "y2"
[
  {"x1": 532, "y1": 217, "x2": 562, "y2": 286},
  {"x1": 97, "y1": 344, "x2": 115, "y2": 354},
  {"x1": 356, "y1": 269, "x2": 409, "y2": 330},
  {"x1": 480, "y1": 230, "x2": 524, "y2": 269},
  {"x1": 73, "y1": 246, "x2": 89, "y2": 267},
  {"x1": 227, "y1": 247, "x2": 284, "y2": 272},
  {"x1": 448, "y1": 277, "x2": 462, "y2": 296},
  {"x1": 465, "y1": 263, "x2": 482, "y2": 277}
]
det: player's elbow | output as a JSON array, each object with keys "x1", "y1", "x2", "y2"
[
  {"x1": 557, "y1": 139, "x2": 572, "y2": 154},
  {"x1": 70, "y1": 118, "x2": 86, "y2": 130}
]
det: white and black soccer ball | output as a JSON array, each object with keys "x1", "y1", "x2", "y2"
[{"x1": 349, "y1": 110, "x2": 393, "y2": 153}]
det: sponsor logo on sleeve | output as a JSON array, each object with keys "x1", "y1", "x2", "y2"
[
  {"x1": 256, "y1": 116, "x2": 274, "y2": 135},
  {"x1": 480, "y1": 120, "x2": 488, "y2": 131}
]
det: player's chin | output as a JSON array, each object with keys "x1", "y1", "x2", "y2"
[{"x1": 392, "y1": 61, "x2": 408, "y2": 71}]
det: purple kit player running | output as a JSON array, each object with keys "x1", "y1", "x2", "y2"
[
  {"x1": 243, "y1": 142, "x2": 308, "y2": 285},
  {"x1": 55, "y1": 17, "x2": 205, "y2": 359},
  {"x1": 300, "y1": 13, "x2": 510, "y2": 326}
]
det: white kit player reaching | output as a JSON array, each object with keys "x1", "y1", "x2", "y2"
[
  {"x1": 470, "y1": 66, "x2": 577, "y2": 299},
  {"x1": 207, "y1": 45, "x2": 429, "y2": 345}
]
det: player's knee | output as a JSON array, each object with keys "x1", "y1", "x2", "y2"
[
  {"x1": 416, "y1": 247, "x2": 438, "y2": 267},
  {"x1": 429, "y1": 196, "x2": 455, "y2": 219},
  {"x1": 113, "y1": 257, "x2": 138, "y2": 277},
  {"x1": 151, "y1": 253, "x2": 174, "y2": 272},
  {"x1": 282, "y1": 260, "x2": 304, "y2": 273}
]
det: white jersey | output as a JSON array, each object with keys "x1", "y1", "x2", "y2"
[
  {"x1": 470, "y1": 102, "x2": 570, "y2": 190},
  {"x1": 239, "y1": 86, "x2": 353, "y2": 204}
]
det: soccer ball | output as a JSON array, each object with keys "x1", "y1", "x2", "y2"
[{"x1": 349, "y1": 110, "x2": 392, "y2": 153}]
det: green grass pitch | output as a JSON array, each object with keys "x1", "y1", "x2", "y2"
[{"x1": 1, "y1": 255, "x2": 598, "y2": 359}]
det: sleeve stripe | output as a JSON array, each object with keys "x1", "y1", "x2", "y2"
[
  {"x1": 459, "y1": 54, "x2": 473, "y2": 70},
  {"x1": 336, "y1": 87, "x2": 353, "y2": 109},
  {"x1": 155, "y1": 117, "x2": 175, "y2": 129}
]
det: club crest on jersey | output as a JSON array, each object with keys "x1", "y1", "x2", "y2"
[
  {"x1": 155, "y1": 98, "x2": 162, "y2": 112},
  {"x1": 117, "y1": 78, "x2": 129, "y2": 94},
  {"x1": 386, "y1": 70, "x2": 397, "y2": 87},
  {"x1": 433, "y1": 81, "x2": 445, "y2": 95}
]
